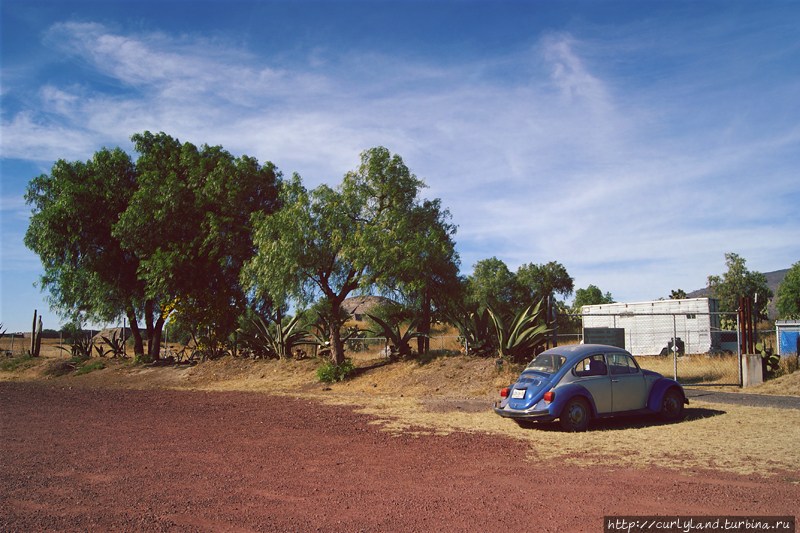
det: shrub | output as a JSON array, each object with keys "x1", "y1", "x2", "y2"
[
  {"x1": 75, "y1": 360, "x2": 106, "y2": 376},
  {"x1": 316, "y1": 358, "x2": 355, "y2": 383},
  {"x1": 1, "y1": 354, "x2": 33, "y2": 372}
]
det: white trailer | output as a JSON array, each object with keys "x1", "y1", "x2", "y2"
[{"x1": 581, "y1": 298, "x2": 723, "y2": 356}]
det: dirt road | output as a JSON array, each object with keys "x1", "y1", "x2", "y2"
[{"x1": 1, "y1": 382, "x2": 798, "y2": 532}]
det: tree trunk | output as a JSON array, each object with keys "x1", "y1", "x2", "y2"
[
  {"x1": 417, "y1": 289, "x2": 431, "y2": 355},
  {"x1": 148, "y1": 316, "x2": 164, "y2": 361},
  {"x1": 143, "y1": 300, "x2": 164, "y2": 361},
  {"x1": 329, "y1": 325, "x2": 346, "y2": 366},
  {"x1": 126, "y1": 307, "x2": 145, "y2": 357}
]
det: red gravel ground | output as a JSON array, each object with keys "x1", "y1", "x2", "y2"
[{"x1": 1, "y1": 382, "x2": 798, "y2": 533}]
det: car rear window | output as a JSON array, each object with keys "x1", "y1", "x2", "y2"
[{"x1": 525, "y1": 353, "x2": 567, "y2": 374}]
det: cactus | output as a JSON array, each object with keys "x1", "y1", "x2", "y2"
[
  {"x1": 30, "y1": 310, "x2": 38, "y2": 355},
  {"x1": 756, "y1": 341, "x2": 780, "y2": 377},
  {"x1": 34, "y1": 316, "x2": 43, "y2": 358},
  {"x1": 29, "y1": 310, "x2": 43, "y2": 357}
]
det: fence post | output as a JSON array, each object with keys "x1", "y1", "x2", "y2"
[
  {"x1": 737, "y1": 313, "x2": 743, "y2": 387},
  {"x1": 672, "y1": 314, "x2": 678, "y2": 381}
]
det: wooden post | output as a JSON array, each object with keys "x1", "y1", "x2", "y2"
[{"x1": 30, "y1": 310, "x2": 38, "y2": 356}]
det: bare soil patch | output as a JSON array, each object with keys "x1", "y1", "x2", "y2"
[{"x1": 2, "y1": 350, "x2": 799, "y2": 531}]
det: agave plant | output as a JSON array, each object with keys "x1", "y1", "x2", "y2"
[
  {"x1": 101, "y1": 331, "x2": 126, "y2": 358},
  {"x1": 304, "y1": 314, "x2": 361, "y2": 358},
  {"x1": 239, "y1": 311, "x2": 309, "y2": 360},
  {"x1": 58, "y1": 334, "x2": 95, "y2": 359},
  {"x1": 366, "y1": 314, "x2": 428, "y2": 360},
  {"x1": 488, "y1": 300, "x2": 551, "y2": 364},
  {"x1": 446, "y1": 304, "x2": 496, "y2": 357}
]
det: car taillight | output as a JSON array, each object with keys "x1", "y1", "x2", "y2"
[
  {"x1": 500, "y1": 387, "x2": 510, "y2": 398},
  {"x1": 543, "y1": 391, "x2": 555, "y2": 402}
]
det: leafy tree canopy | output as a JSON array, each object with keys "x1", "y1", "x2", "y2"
[
  {"x1": 572, "y1": 285, "x2": 614, "y2": 312},
  {"x1": 670, "y1": 289, "x2": 687, "y2": 300},
  {"x1": 242, "y1": 147, "x2": 459, "y2": 364},
  {"x1": 776, "y1": 261, "x2": 800, "y2": 319},
  {"x1": 707, "y1": 253, "x2": 773, "y2": 318},
  {"x1": 25, "y1": 147, "x2": 144, "y2": 348},
  {"x1": 25, "y1": 131, "x2": 280, "y2": 360},
  {"x1": 466, "y1": 257, "x2": 518, "y2": 317},
  {"x1": 516, "y1": 261, "x2": 574, "y2": 305},
  {"x1": 466, "y1": 258, "x2": 573, "y2": 318}
]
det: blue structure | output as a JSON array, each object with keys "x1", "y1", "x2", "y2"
[{"x1": 776, "y1": 320, "x2": 800, "y2": 356}]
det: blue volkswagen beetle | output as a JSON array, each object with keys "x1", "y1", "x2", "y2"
[{"x1": 494, "y1": 344, "x2": 688, "y2": 431}]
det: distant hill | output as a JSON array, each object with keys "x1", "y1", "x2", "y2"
[{"x1": 686, "y1": 268, "x2": 790, "y2": 319}]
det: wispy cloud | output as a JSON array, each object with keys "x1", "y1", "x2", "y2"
[{"x1": 2, "y1": 10, "x2": 798, "y2": 316}]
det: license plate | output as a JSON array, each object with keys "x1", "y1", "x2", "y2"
[{"x1": 512, "y1": 388, "x2": 526, "y2": 399}]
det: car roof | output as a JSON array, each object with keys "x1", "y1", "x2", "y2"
[{"x1": 539, "y1": 344, "x2": 632, "y2": 363}]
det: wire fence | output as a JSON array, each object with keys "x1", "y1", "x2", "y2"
[
  {"x1": 299, "y1": 335, "x2": 466, "y2": 362},
  {"x1": 554, "y1": 312, "x2": 752, "y2": 386},
  {"x1": 6, "y1": 316, "x2": 790, "y2": 388}
]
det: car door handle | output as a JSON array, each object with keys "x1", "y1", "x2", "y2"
[{"x1": 611, "y1": 379, "x2": 620, "y2": 382}]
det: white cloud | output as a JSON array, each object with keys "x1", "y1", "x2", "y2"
[{"x1": 2, "y1": 16, "x2": 798, "y2": 316}]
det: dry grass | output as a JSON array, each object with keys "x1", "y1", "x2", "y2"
[
  {"x1": 334, "y1": 397, "x2": 800, "y2": 477},
  {"x1": 743, "y1": 365, "x2": 800, "y2": 397},
  {"x1": 1, "y1": 336, "x2": 66, "y2": 357},
  {"x1": 3, "y1": 344, "x2": 800, "y2": 478},
  {"x1": 636, "y1": 353, "x2": 740, "y2": 385}
]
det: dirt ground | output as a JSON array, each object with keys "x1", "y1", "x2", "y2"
[{"x1": 1, "y1": 351, "x2": 799, "y2": 532}]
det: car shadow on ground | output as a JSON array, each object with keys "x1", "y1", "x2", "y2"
[{"x1": 520, "y1": 406, "x2": 727, "y2": 432}]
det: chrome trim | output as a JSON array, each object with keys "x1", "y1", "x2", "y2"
[{"x1": 493, "y1": 401, "x2": 553, "y2": 420}]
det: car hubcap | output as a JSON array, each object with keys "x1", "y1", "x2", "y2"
[
  {"x1": 664, "y1": 396, "x2": 679, "y2": 415},
  {"x1": 568, "y1": 404, "x2": 585, "y2": 425}
]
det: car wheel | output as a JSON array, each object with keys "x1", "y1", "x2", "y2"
[
  {"x1": 658, "y1": 389, "x2": 684, "y2": 422},
  {"x1": 559, "y1": 397, "x2": 590, "y2": 432}
]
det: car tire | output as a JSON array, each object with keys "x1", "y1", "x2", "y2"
[
  {"x1": 559, "y1": 397, "x2": 590, "y2": 432},
  {"x1": 658, "y1": 389, "x2": 684, "y2": 422}
]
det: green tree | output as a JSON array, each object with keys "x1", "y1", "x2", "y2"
[
  {"x1": 776, "y1": 261, "x2": 800, "y2": 319},
  {"x1": 25, "y1": 132, "x2": 280, "y2": 361},
  {"x1": 116, "y1": 132, "x2": 280, "y2": 359},
  {"x1": 377, "y1": 198, "x2": 461, "y2": 354},
  {"x1": 467, "y1": 258, "x2": 573, "y2": 319},
  {"x1": 670, "y1": 289, "x2": 687, "y2": 300},
  {"x1": 572, "y1": 285, "x2": 614, "y2": 313},
  {"x1": 515, "y1": 261, "x2": 574, "y2": 306},
  {"x1": 466, "y1": 257, "x2": 518, "y2": 318},
  {"x1": 707, "y1": 253, "x2": 773, "y2": 319},
  {"x1": 24, "y1": 147, "x2": 147, "y2": 354},
  {"x1": 243, "y1": 147, "x2": 457, "y2": 365}
]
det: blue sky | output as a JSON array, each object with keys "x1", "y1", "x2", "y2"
[{"x1": 2, "y1": 1, "x2": 799, "y2": 333}]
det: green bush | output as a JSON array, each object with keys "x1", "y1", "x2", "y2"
[
  {"x1": 316, "y1": 358, "x2": 355, "y2": 383},
  {"x1": 1, "y1": 354, "x2": 33, "y2": 372},
  {"x1": 75, "y1": 360, "x2": 106, "y2": 376}
]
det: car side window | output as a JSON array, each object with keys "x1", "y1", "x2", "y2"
[
  {"x1": 608, "y1": 353, "x2": 639, "y2": 374},
  {"x1": 573, "y1": 355, "x2": 607, "y2": 377}
]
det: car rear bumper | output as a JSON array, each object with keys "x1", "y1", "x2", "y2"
[{"x1": 493, "y1": 401, "x2": 557, "y2": 421}]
